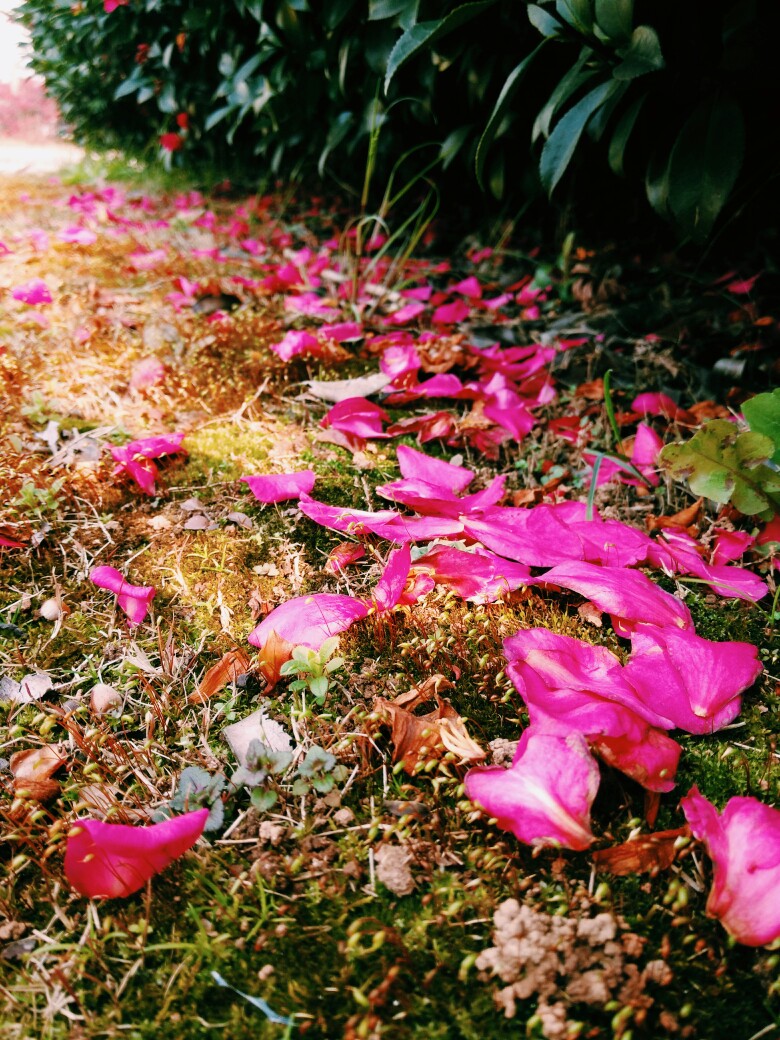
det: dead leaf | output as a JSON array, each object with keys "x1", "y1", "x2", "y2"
[
  {"x1": 646, "y1": 498, "x2": 703, "y2": 532},
  {"x1": 222, "y1": 708, "x2": 294, "y2": 768},
  {"x1": 0, "y1": 672, "x2": 53, "y2": 704},
  {"x1": 592, "y1": 826, "x2": 689, "y2": 876},
  {"x1": 10, "y1": 744, "x2": 66, "y2": 783},
  {"x1": 184, "y1": 514, "x2": 217, "y2": 531},
  {"x1": 306, "y1": 371, "x2": 391, "y2": 402},
  {"x1": 10, "y1": 744, "x2": 67, "y2": 804},
  {"x1": 687, "y1": 400, "x2": 730, "y2": 422},
  {"x1": 75, "y1": 783, "x2": 152, "y2": 821},
  {"x1": 374, "y1": 675, "x2": 484, "y2": 775},
  {"x1": 257, "y1": 628, "x2": 295, "y2": 687},
  {"x1": 189, "y1": 648, "x2": 251, "y2": 704},
  {"x1": 578, "y1": 601, "x2": 603, "y2": 627},
  {"x1": 575, "y1": 378, "x2": 604, "y2": 401}
]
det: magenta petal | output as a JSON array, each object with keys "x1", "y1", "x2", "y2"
[
  {"x1": 12, "y1": 278, "x2": 52, "y2": 306},
  {"x1": 711, "y1": 529, "x2": 755, "y2": 565},
  {"x1": 321, "y1": 397, "x2": 390, "y2": 439},
  {"x1": 270, "y1": 329, "x2": 319, "y2": 361},
  {"x1": 241, "y1": 471, "x2": 316, "y2": 503},
  {"x1": 65, "y1": 809, "x2": 208, "y2": 898},
  {"x1": 372, "y1": 545, "x2": 412, "y2": 612},
  {"x1": 593, "y1": 729, "x2": 681, "y2": 793},
  {"x1": 90, "y1": 566, "x2": 155, "y2": 626},
  {"x1": 298, "y1": 494, "x2": 401, "y2": 536},
  {"x1": 248, "y1": 593, "x2": 368, "y2": 651},
  {"x1": 624, "y1": 628, "x2": 761, "y2": 734},
  {"x1": 396, "y1": 444, "x2": 473, "y2": 491},
  {"x1": 539, "y1": 561, "x2": 693, "y2": 631},
  {"x1": 465, "y1": 728, "x2": 598, "y2": 850},
  {"x1": 415, "y1": 544, "x2": 532, "y2": 602},
  {"x1": 681, "y1": 787, "x2": 780, "y2": 946}
]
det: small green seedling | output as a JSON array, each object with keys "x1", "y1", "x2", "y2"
[
  {"x1": 230, "y1": 738, "x2": 293, "y2": 811},
  {"x1": 279, "y1": 636, "x2": 345, "y2": 705}
]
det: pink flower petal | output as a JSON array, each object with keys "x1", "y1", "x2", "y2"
[
  {"x1": 465, "y1": 728, "x2": 598, "y2": 850},
  {"x1": 414, "y1": 544, "x2": 532, "y2": 602},
  {"x1": 711, "y1": 529, "x2": 755, "y2": 565},
  {"x1": 681, "y1": 787, "x2": 780, "y2": 946},
  {"x1": 449, "y1": 275, "x2": 482, "y2": 299},
  {"x1": 248, "y1": 593, "x2": 368, "y2": 653},
  {"x1": 372, "y1": 545, "x2": 412, "y2": 611},
  {"x1": 624, "y1": 628, "x2": 761, "y2": 734},
  {"x1": 110, "y1": 433, "x2": 185, "y2": 495},
  {"x1": 12, "y1": 278, "x2": 52, "y2": 306},
  {"x1": 270, "y1": 329, "x2": 320, "y2": 361},
  {"x1": 631, "y1": 392, "x2": 693, "y2": 423},
  {"x1": 396, "y1": 444, "x2": 473, "y2": 492},
  {"x1": 384, "y1": 301, "x2": 426, "y2": 326},
  {"x1": 321, "y1": 397, "x2": 389, "y2": 439},
  {"x1": 432, "y1": 299, "x2": 471, "y2": 325},
  {"x1": 241, "y1": 471, "x2": 316, "y2": 503},
  {"x1": 90, "y1": 566, "x2": 156, "y2": 626},
  {"x1": 129, "y1": 357, "x2": 166, "y2": 390},
  {"x1": 538, "y1": 561, "x2": 693, "y2": 632},
  {"x1": 324, "y1": 542, "x2": 366, "y2": 574},
  {"x1": 65, "y1": 809, "x2": 208, "y2": 898}
]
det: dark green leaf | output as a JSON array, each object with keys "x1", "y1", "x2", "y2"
[
  {"x1": 527, "y1": 3, "x2": 562, "y2": 37},
  {"x1": 608, "y1": 91, "x2": 646, "y2": 175},
  {"x1": 594, "y1": 0, "x2": 632, "y2": 41},
  {"x1": 555, "y1": 0, "x2": 592, "y2": 32},
  {"x1": 539, "y1": 80, "x2": 618, "y2": 195},
  {"x1": 531, "y1": 51, "x2": 591, "y2": 143},
  {"x1": 644, "y1": 147, "x2": 671, "y2": 217},
  {"x1": 613, "y1": 24, "x2": 664, "y2": 79},
  {"x1": 384, "y1": 0, "x2": 497, "y2": 91},
  {"x1": 667, "y1": 96, "x2": 745, "y2": 240},
  {"x1": 476, "y1": 43, "x2": 545, "y2": 187}
]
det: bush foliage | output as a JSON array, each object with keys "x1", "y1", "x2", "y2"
[{"x1": 20, "y1": 0, "x2": 778, "y2": 238}]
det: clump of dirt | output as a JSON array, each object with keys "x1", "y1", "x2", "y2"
[{"x1": 477, "y1": 897, "x2": 673, "y2": 1038}]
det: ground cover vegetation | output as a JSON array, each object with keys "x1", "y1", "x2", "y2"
[
  {"x1": 0, "y1": 165, "x2": 778, "y2": 1040},
  {"x1": 18, "y1": 0, "x2": 780, "y2": 241}
]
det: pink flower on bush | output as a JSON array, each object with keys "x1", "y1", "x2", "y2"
[
  {"x1": 104, "y1": 0, "x2": 129, "y2": 11},
  {"x1": 65, "y1": 809, "x2": 208, "y2": 898},
  {"x1": 465, "y1": 727, "x2": 598, "y2": 850},
  {"x1": 90, "y1": 566, "x2": 155, "y2": 626},
  {"x1": 681, "y1": 787, "x2": 780, "y2": 946}
]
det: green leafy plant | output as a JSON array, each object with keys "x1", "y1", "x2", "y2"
[
  {"x1": 230, "y1": 739, "x2": 293, "y2": 812},
  {"x1": 12, "y1": 479, "x2": 65, "y2": 517},
  {"x1": 291, "y1": 745, "x2": 348, "y2": 797},
  {"x1": 660, "y1": 419, "x2": 780, "y2": 519},
  {"x1": 279, "y1": 636, "x2": 345, "y2": 706},
  {"x1": 742, "y1": 389, "x2": 780, "y2": 466},
  {"x1": 167, "y1": 765, "x2": 226, "y2": 832}
]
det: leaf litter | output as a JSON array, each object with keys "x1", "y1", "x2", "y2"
[{"x1": 0, "y1": 172, "x2": 778, "y2": 1039}]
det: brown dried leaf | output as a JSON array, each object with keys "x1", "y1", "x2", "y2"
[
  {"x1": 592, "y1": 826, "x2": 689, "y2": 876},
  {"x1": 10, "y1": 744, "x2": 67, "y2": 805},
  {"x1": 189, "y1": 648, "x2": 251, "y2": 704},
  {"x1": 257, "y1": 629, "x2": 295, "y2": 688},
  {"x1": 10, "y1": 744, "x2": 66, "y2": 783},
  {"x1": 646, "y1": 498, "x2": 704, "y2": 532},
  {"x1": 575, "y1": 378, "x2": 604, "y2": 401},
  {"x1": 374, "y1": 677, "x2": 484, "y2": 775}
]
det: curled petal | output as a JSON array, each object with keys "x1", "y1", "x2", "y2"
[
  {"x1": 65, "y1": 809, "x2": 209, "y2": 898},
  {"x1": 90, "y1": 566, "x2": 155, "y2": 626},
  {"x1": 465, "y1": 728, "x2": 598, "y2": 850},
  {"x1": 682, "y1": 787, "x2": 780, "y2": 946}
]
